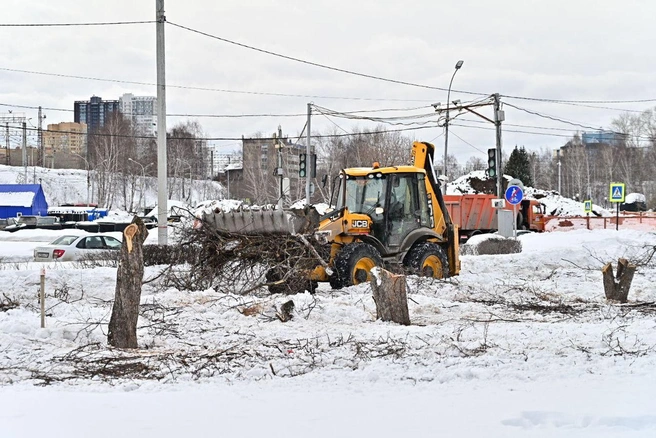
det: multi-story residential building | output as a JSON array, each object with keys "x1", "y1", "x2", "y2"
[
  {"x1": 42, "y1": 122, "x2": 87, "y2": 156},
  {"x1": 119, "y1": 93, "x2": 157, "y2": 137},
  {"x1": 240, "y1": 127, "x2": 306, "y2": 204},
  {"x1": 74, "y1": 96, "x2": 119, "y2": 132},
  {"x1": 42, "y1": 122, "x2": 88, "y2": 169}
]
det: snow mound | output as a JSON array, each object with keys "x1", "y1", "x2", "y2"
[
  {"x1": 447, "y1": 171, "x2": 612, "y2": 217},
  {"x1": 461, "y1": 233, "x2": 522, "y2": 255}
]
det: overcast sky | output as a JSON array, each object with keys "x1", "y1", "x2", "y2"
[{"x1": 1, "y1": 0, "x2": 655, "y2": 164}]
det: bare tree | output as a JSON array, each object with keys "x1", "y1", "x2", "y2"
[{"x1": 88, "y1": 113, "x2": 137, "y2": 209}]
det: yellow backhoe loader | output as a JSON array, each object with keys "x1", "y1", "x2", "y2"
[{"x1": 202, "y1": 141, "x2": 460, "y2": 290}]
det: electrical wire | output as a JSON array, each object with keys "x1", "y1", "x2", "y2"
[
  {"x1": 0, "y1": 67, "x2": 435, "y2": 102},
  {"x1": 0, "y1": 101, "x2": 434, "y2": 118},
  {"x1": 513, "y1": 100, "x2": 644, "y2": 113},
  {"x1": 17, "y1": 122, "x2": 436, "y2": 142},
  {"x1": 167, "y1": 21, "x2": 487, "y2": 96},
  {"x1": 0, "y1": 20, "x2": 155, "y2": 27},
  {"x1": 500, "y1": 94, "x2": 656, "y2": 105},
  {"x1": 504, "y1": 102, "x2": 621, "y2": 133},
  {"x1": 448, "y1": 130, "x2": 486, "y2": 154}
]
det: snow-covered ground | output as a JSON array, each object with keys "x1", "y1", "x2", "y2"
[
  {"x1": 0, "y1": 164, "x2": 222, "y2": 211},
  {"x1": 1, "y1": 227, "x2": 656, "y2": 437}
]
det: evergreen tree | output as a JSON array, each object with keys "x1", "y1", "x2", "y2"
[{"x1": 504, "y1": 146, "x2": 534, "y2": 187}]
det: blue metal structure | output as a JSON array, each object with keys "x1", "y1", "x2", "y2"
[{"x1": 0, "y1": 184, "x2": 49, "y2": 219}]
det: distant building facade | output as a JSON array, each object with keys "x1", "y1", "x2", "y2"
[
  {"x1": 74, "y1": 96, "x2": 119, "y2": 132},
  {"x1": 42, "y1": 122, "x2": 88, "y2": 169},
  {"x1": 119, "y1": 93, "x2": 157, "y2": 137},
  {"x1": 240, "y1": 127, "x2": 306, "y2": 204},
  {"x1": 581, "y1": 130, "x2": 627, "y2": 146},
  {"x1": 43, "y1": 122, "x2": 87, "y2": 156}
]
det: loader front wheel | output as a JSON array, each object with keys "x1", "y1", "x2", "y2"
[
  {"x1": 329, "y1": 242, "x2": 383, "y2": 289},
  {"x1": 404, "y1": 242, "x2": 449, "y2": 279}
]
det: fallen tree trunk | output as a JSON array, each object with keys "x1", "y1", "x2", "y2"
[
  {"x1": 108, "y1": 217, "x2": 149, "y2": 348},
  {"x1": 371, "y1": 268, "x2": 410, "y2": 325},
  {"x1": 602, "y1": 258, "x2": 636, "y2": 303}
]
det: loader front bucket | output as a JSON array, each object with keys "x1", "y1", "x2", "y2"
[{"x1": 202, "y1": 206, "x2": 319, "y2": 235}]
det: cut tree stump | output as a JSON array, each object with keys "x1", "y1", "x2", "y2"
[
  {"x1": 108, "y1": 216, "x2": 149, "y2": 348},
  {"x1": 276, "y1": 300, "x2": 295, "y2": 322},
  {"x1": 370, "y1": 268, "x2": 410, "y2": 325},
  {"x1": 602, "y1": 258, "x2": 636, "y2": 303}
]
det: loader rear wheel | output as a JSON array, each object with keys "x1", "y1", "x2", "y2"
[
  {"x1": 329, "y1": 242, "x2": 383, "y2": 289},
  {"x1": 404, "y1": 242, "x2": 449, "y2": 279}
]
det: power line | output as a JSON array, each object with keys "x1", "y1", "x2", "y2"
[
  {"x1": 0, "y1": 102, "x2": 432, "y2": 120},
  {"x1": 0, "y1": 20, "x2": 155, "y2": 27},
  {"x1": 0, "y1": 67, "x2": 435, "y2": 102},
  {"x1": 167, "y1": 21, "x2": 487, "y2": 97},
  {"x1": 501, "y1": 94, "x2": 656, "y2": 105},
  {"x1": 0, "y1": 102, "x2": 73, "y2": 112},
  {"x1": 503, "y1": 102, "x2": 621, "y2": 133},
  {"x1": 515, "y1": 100, "x2": 644, "y2": 113},
  {"x1": 451, "y1": 122, "x2": 653, "y2": 144},
  {"x1": 448, "y1": 130, "x2": 486, "y2": 154},
  {"x1": 22, "y1": 122, "x2": 435, "y2": 142}
]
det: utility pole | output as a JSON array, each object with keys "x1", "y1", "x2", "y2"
[
  {"x1": 210, "y1": 149, "x2": 214, "y2": 179},
  {"x1": 493, "y1": 93, "x2": 504, "y2": 198},
  {"x1": 4, "y1": 123, "x2": 8, "y2": 166},
  {"x1": 305, "y1": 103, "x2": 312, "y2": 204},
  {"x1": 37, "y1": 106, "x2": 43, "y2": 167},
  {"x1": 226, "y1": 156, "x2": 230, "y2": 199},
  {"x1": 156, "y1": 0, "x2": 168, "y2": 245},
  {"x1": 22, "y1": 122, "x2": 27, "y2": 180},
  {"x1": 276, "y1": 126, "x2": 284, "y2": 207},
  {"x1": 557, "y1": 149, "x2": 562, "y2": 194}
]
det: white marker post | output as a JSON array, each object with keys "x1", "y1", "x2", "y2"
[{"x1": 40, "y1": 267, "x2": 46, "y2": 328}]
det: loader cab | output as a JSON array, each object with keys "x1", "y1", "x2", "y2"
[{"x1": 336, "y1": 170, "x2": 432, "y2": 249}]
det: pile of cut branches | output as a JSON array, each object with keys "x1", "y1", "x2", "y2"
[{"x1": 162, "y1": 219, "x2": 330, "y2": 294}]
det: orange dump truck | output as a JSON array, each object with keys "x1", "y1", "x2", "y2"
[{"x1": 443, "y1": 194, "x2": 546, "y2": 240}]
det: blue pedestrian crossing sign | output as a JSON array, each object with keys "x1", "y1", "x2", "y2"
[
  {"x1": 505, "y1": 185, "x2": 524, "y2": 206},
  {"x1": 609, "y1": 183, "x2": 625, "y2": 203},
  {"x1": 584, "y1": 200, "x2": 592, "y2": 213}
]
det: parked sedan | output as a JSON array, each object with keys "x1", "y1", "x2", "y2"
[{"x1": 33, "y1": 234, "x2": 122, "y2": 262}]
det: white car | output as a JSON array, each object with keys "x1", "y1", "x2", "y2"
[{"x1": 33, "y1": 234, "x2": 122, "y2": 262}]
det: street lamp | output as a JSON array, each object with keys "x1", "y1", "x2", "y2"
[
  {"x1": 444, "y1": 59, "x2": 464, "y2": 182},
  {"x1": 129, "y1": 158, "x2": 152, "y2": 214}
]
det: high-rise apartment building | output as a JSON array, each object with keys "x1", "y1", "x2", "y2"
[
  {"x1": 119, "y1": 93, "x2": 157, "y2": 136},
  {"x1": 74, "y1": 96, "x2": 119, "y2": 132}
]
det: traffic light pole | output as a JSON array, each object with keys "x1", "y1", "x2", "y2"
[
  {"x1": 305, "y1": 103, "x2": 312, "y2": 204},
  {"x1": 493, "y1": 93, "x2": 504, "y2": 198}
]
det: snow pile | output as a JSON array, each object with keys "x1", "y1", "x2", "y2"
[
  {"x1": 0, "y1": 191, "x2": 35, "y2": 207},
  {"x1": 447, "y1": 171, "x2": 612, "y2": 217},
  {"x1": 145, "y1": 200, "x2": 192, "y2": 218},
  {"x1": 193, "y1": 199, "x2": 244, "y2": 217},
  {"x1": 461, "y1": 233, "x2": 523, "y2": 255},
  {"x1": 626, "y1": 193, "x2": 646, "y2": 204}
]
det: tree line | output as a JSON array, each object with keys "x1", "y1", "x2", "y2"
[
  {"x1": 86, "y1": 113, "x2": 217, "y2": 211},
  {"x1": 84, "y1": 107, "x2": 656, "y2": 211}
]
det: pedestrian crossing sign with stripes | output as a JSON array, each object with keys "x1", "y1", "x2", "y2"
[
  {"x1": 609, "y1": 183, "x2": 625, "y2": 203},
  {"x1": 584, "y1": 200, "x2": 592, "y2": 213}
]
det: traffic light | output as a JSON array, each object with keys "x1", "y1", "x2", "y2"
[
  {"x1": 299, "y1": 153, "x2": 307, "y2": 177},
  {"x1": 310, "y1": 153, "x2": 317, "y2": 178},
  {"x1": 487, "y1": 148, "x2": 497, "y2": 178}
]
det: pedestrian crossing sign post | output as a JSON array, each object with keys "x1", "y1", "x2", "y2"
[
  {"x1": 584, "y1": 200, "x2": 592, "y2": 214},
  {"x1": 609, "y1": 182, "x2": 625, "y2": 231},
  {"x1": 609, "y1": 183, "x2": 625, "y2": 203}
]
